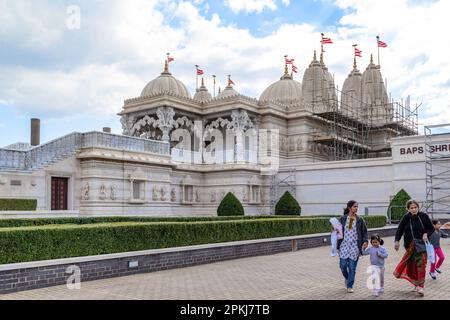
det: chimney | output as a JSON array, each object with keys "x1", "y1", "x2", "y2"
[
  {"x1": 31, "y1": 118, "x2": 40, "y2": 146},
  {"x1": 103, "y1": 127, "x2": 111, "y2": 133}
]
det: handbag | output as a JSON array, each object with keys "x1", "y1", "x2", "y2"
[{"x1": 409, "y1": 218, "x2": 426, "y2": 253}]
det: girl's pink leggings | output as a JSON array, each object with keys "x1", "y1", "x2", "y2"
[{"x1": 431, "y1": 247, "x2": 445, "y2": 272}]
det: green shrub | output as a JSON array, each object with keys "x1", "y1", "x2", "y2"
[
  {"x1": 0, "y1": 199, "x2": 37, "y2": 211},
  {"x1": 0, "y1": 215, "x2": 308, "y2": 228},
  {"x1": 0, "y1": 215, "x2": 387, "y2": 264},
  {"x1": 388, "y1": 189, "x2": 411, "y2": 221},
  {"x1": 275, "y1": 191, "x2": 301, "y2": 215},
  {"x1": 217, "y1": 192, "x2": 244, "y2": 216}
]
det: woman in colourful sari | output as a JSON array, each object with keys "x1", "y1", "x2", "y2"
[{"x1": 393, "y1": 199, "x2": 434, "y2": 296}]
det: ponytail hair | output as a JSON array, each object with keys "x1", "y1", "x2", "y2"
[
  {"x1": 344, "y1": 200, "x2": 357, "y2": 215},
  {"x1": 371, "y1": 234, "x2": 384, "y2": 245}
]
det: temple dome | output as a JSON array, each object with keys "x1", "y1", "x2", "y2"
[
  {"x1": 259, "y1": 67, "x2": 303, "y2": 106},
  {"x1": 361, "y1": 55, "x2": 389, "y2": 106},
  {"x1": 341, "y1": 58, "x2": 363, "y2": 117},
  {"x1": 141, "y1": 61, "x2": 191, "y2": 98},
  {"x1": 301, "y1": 51, "x2": 337, "y2": 112},
  {"x1": 193, "y1": 78, "x2": 212, "y2": 102},
  {"x1": 217, "y1": 85, "x2": 239, "y2": 99}
]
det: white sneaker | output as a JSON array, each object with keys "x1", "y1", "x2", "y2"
[
  {"x1": 436, "y1": 268, "x2": 442, "y2": 274},
  {"x1": 416, "y1": 287, "x2": 424, "y2": 296},
  {"x1": 378, "y1": 288, "x2": 384, "y2": 294},
  {"x1": 372, "y1": 290, "x2": 379, "y2": 297},
  {"x1": 430, "y1": 272, "x2": 437, "y2": 280},
  {"x1": 347, "y1": 288, "x2": 354, "y2": 293}
]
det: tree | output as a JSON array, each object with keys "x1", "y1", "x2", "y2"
[
  {"x1": 217, "y1": 192, "x2": 245, "y2": 216},
  {"x1": 388, "y1": 189, "x2": 411, "y2": 222},
  {"x1": 275, "y1": 191, "x2": 301, "y2": 215}
]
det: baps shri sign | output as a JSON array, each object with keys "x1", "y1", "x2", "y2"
[{"x1": 399, "y1": 143, "x2": 450, "y2": 155}]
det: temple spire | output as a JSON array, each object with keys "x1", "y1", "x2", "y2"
[
  {"x1": 370, "y1": 54, "x2": 374, "y2": 65},
  {"x1": 163, "y1": 60, "x2": 169, "y2": 74},
  {"x1": 313, "y1": 50, "x2": 317, "y2": 62},
  {"x1": 353, "y1": 56, "x2": 357, "y2": 70}
]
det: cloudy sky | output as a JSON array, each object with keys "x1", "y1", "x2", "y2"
[{"x1": 1, "y1": 0, "x2": 449, "y2": 146}]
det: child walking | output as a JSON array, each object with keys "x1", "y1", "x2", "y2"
[
  {"x1": 429, "y1": 220, "x2": 449, "y2": 280},
  {"x1": 363, "y1": 234, "x2": 388, "y2": 296}
]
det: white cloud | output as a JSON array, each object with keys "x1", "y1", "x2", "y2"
[
  {"x1": 281, "y1": 0, "x2": 290, "y2": 6},
  {"x1": 0, "y1": 65, "x2": 142, "y2": 118},
  {"x1": 224, "y1": 0, "x2": 277, "y2": 14}
]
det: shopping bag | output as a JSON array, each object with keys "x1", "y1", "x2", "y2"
[
  {"x1": 330, "y1": 231, "x2": 338, "y2": 257},
  {"x1": 426, "y1": 241, "x2": 435, "y2": 264},
  {"x1": 329, "y1": 217, "x2": 343, "y2": 239}
]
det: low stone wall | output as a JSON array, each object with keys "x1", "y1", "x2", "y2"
[{"x1": 0, "y1": 226, "x2": 397, "y2": 295}]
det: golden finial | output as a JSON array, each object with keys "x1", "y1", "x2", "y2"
[
  {"x1": 284, "y1": 63, "x2": 289, "y2": 75},
  {"x1": 164, "y1": 60, "x2": 169, "y2": 73},
  {"x1": 201, "y1": 77, "x2": 205, "y2": 87},
  {"x1": 313, "y1": 50, "x2": 317, "y2": 61},
  {"x1": 320, "y1": 51, "x2": 324, "y2": 64},
  {"x1": 370, "y1": 54, "x2": 373, "y2": 64},
  {"x1": 353, "y1": 56, "x2": 357, "y2": 70}
]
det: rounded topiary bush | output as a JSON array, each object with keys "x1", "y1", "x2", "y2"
[
  {"x1": 388, "y1": 189, "x2": 411, "y2": 221},
  {"x1": 275, "y1": 191, "x2": 301, "y2": 215},
  {"x1": 217, "y1": 192, "x2": 245, "y2": 216}
]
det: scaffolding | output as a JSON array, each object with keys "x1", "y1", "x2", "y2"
[
  {"x1": 269, "y1": 168, "x2": 297, "y2": 215},
  {"x1": 424, "y1": 124, "x2": 450, "y2": 219},
  {"x1": 311, "y1": 85, "x2": 418, "y2": 161}
]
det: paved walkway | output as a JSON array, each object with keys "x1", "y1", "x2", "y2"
[{"x1": 1, "y1": 236, "x2": 450, "y2": 300}]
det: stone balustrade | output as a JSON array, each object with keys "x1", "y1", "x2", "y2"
[{"x1": 0, "y1": 132, "x2": 170, "y2": 171}]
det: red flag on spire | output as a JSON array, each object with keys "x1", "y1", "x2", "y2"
[
  {"x1": 196, "y1": 65, "x2": 204, "y2": 75},
  {"x1": 167, "y1": 53, "x2": 174, "y2": 63},
  {"x1": 285, "y1": 56, "x2": 294, "y2": 65},
  {"x1": 354, "y1": 48, "x2": 362, "y2": 57},
  {"x1": 228, "y1": 77, "x2": 235, "y2": 86},
  {"x1": 292, "y1": 64, "x2": 298, "y2": 73},
  {"x1": 321, "y1": 34, "x2": 333, "y2": 44},
  {"x1": 377, "y1": 40, "x2": 387, "y2": 48}
]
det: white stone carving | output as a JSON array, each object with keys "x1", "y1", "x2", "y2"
[
  {"x1": 243, "y1": 187, "x2": 248, "y2": 202},
  {"x1": 160, "y1": 187, "x2": 167, "y2": 201},
  {"x1": 152, "y1": 186, "x2": 159, "y2": 201},
  {"x1": 211, "y1": 190, "x2": 217, "y2": 203},
  {"x1": 99, "y1": 184, "x2": 107, "y2": 200},
  {"x1": 170, "y1": 188, "x2": 176, "y2": 202},
  {"x1": 110, "y1": 185, "x2": 116, "y2": 200},
  {"x1": 195, "y1": 189, "x2": 201, "y2": 202},
  {"x1": 83, "y1": 182, "x2": 89, "y2": 200}
]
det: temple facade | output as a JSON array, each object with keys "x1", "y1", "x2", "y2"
[{"x1": 2, "y1": 52, "x2": 439, "y2": 218}]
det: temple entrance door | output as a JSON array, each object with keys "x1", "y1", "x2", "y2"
[{"x1": 51, "y1": 177, "x2": 68, "y2": 210}]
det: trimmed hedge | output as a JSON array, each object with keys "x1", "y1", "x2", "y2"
[
  {"x1": 388, "y1": 189, "x2": 411, "y2": 221},
  {"x1": 275, "y1": 191, "x2": 301, "y2": 215},
  {"x1": 0, "y1": 216, "x2": 387, "y2": 264},
  {"x1": 0, "y1": 199, "x2": 37, "y2": 211},
  {"x1": 0, "y1": 214, "x2": 387, "y2": 229},
  {"x1": 217, "y1": 192, "x2": 244, "y2": 216},
  {"x1": 0, "y1": 215, "x2": 303, "y2": 228}
]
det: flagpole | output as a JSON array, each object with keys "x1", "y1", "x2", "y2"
[
  {"x1": 320, "y1": 33, "x2": 324, "y2": 62},
  {"x1": 376, "y1": 36, "x2": 380, "y2": 67},
  {"x1": 195, "y1": 65, "x2": 199, "y2": 89}
]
